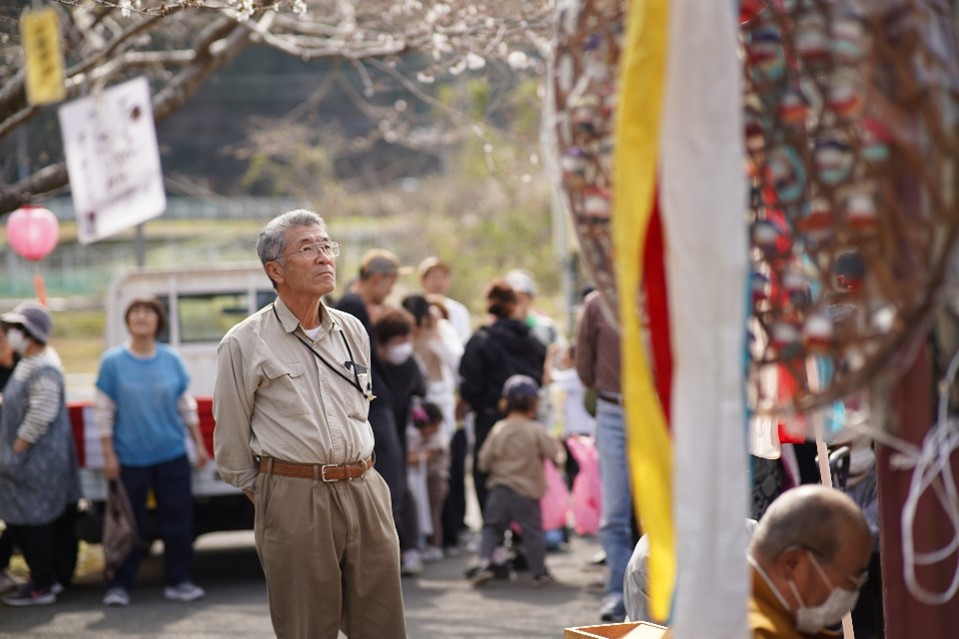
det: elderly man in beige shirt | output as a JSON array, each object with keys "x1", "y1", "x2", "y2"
[{"x1": 213, "y1": 209, "x2": 405, "y2": 639}]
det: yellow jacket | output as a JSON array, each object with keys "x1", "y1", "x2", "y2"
[{"x1": 749, "y1": 567, "x2": 840, "y2": 639}]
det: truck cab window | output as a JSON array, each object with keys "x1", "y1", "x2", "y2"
[{"x1": 177, "y1": 293, "x2": 252, "y2": 344}]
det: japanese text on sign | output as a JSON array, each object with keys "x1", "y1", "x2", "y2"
[
  {"x1": 58, "y1": 77, "x2": 166, "y2": 244},
  {"x1": 21, "y1": 7, "x2": 66, "y2": 105}
]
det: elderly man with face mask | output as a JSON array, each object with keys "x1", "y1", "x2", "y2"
[{"x1": 747, "y1": 485, "x2": 872, "y2": 638}]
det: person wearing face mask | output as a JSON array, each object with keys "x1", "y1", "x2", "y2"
[
  {"x1": 747, "y1": 484, "x2": 873, "y2": 638},
  {"x1": 0, "y1": 302, "x2": 80, "y2": 606},
  {"x1": 373, "y1": 307, "x2": 428, "y2": 576}
]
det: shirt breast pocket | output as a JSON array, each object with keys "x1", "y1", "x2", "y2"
[{"x1": 261, "y1": 360, "x2": 311, "y2": 418}]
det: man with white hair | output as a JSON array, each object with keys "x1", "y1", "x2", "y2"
[
  {"x1": 748, "y1": 485, "x2": 872, "y2": 638},
  {"x1": 215, "y1": 211, "x2": 406, "y2": 637}
]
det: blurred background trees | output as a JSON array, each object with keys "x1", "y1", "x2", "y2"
[{"x1": 0, "y1": 1, "x2": 581, "y2": 363}]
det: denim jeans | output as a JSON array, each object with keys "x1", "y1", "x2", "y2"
[{"x1": 595, "y1": 399, "x2": 632, "y2": 598}]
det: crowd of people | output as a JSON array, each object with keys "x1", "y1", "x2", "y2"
[
  {"x1": 0, "y1": 297, "x2": 209, "y2": 608},
  {"x1": 0, "y1": 208, "x2": 884, "y2": 639}
]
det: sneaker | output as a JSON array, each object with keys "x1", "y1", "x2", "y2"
[
  {"x1": 0, "y1": 570, "x2": 24, "y2": 594},
  {"x1": 511, "y1": 550, "x2": 530, "y2": 572},
  {"x1": 401, "y1": 550, "x2": 424, "y2": 577},
  {"x1": 491, "y1": 562, "x2": 511, "y2": 580},
  {"x1": 103, "y1": 587, "x2": 130, "y2": 606},
  {"x1": 590, "y1": 550, "x2": 608, "y2": 566},
  {"x1": 544, "y1": 528, "x2": 566, "y2": 551},
  {"x1": 471, "y1": 568, "x2": 496, "y2": 587},
  {"x1": 532, "y1": 572, "x2": 555, "y2": 587},
  {"x1": 2, "y1": 584, "x2": 56, "y2": 607},
  {"x1": 599, "y1": 593, "x2": 627, "y2": 622},
  {"x1": 422, "y1": 546, "x2": 444, "y2": 563},
  {"x1": 50, "y1": 582, "x2": 64, "y2": 596},
  {"x1": 163, "y1": 582, "x2": 205, "y2": 602}
]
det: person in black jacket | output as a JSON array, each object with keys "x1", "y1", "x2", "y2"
[
  {"x1": 335, "y1": 250, "x2": 407, "y2": 550},
  {"x1": 459, "y1": 279, "x2": 546, "y2": 514}
]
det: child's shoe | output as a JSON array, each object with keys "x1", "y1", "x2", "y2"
[
  {"x1": 532, "y1": 572, "x2": 555, "y2": 587},
  {"x1": 2, "y1": 583, "x2": 56, "y2": 606}
]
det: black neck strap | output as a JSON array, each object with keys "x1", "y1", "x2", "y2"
[{"x1": 272, "y1": 304, "x2": 368, "y2": 398}]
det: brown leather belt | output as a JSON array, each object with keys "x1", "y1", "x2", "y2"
[{"x1": 259, "y1": 457, "x2": 374, "y2": 482}]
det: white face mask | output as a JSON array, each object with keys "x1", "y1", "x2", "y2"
[
  {"x1": 385, "y1": 341, "x2": 414, "y2": 365},
  {"x1": 789, "y1": 551, "x2": 860, "y2": 633},
  {"x1": 6, "y1": 328, "x2": 27, "y2": 355}
]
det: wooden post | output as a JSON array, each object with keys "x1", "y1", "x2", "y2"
[{"x1": 877, "y1": 341, "x2": 959, "y2": 638}]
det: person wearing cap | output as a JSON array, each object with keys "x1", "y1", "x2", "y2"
[
  {"x1": 94, "y1": 297, "x2": 209, "y2": 607},
  {"x1": 340, "y1": 248, "x2": 408, "y2": 328},
  {"x1": 335, "y1": 248, "x2": 412, "y2": 572},
  {"x1": 214, "y1": 211, "x2": 406, "y2": 638},
  {"x1": 418, "y1": 257, "x2": 472, "y2": 344},
  {"x1": 503, "y1": 268, "x2": 566, "y2": 547},
  {"x1": 470, "y1": 374, "x2": 561, "y2": 587},
  {"x1": 504, "y1": 268, "x2": 563, "y2": 349},
  {"x1": 0, "y1": 302, "x2": 80, "y2": 606}
]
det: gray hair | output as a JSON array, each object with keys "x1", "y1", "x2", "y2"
[
  {"x1": 749, "y1": 485, "x2": 869, "y2": 564},
  {"x1": 256, "y1": 209, "x2": 327, "y2": 265}
]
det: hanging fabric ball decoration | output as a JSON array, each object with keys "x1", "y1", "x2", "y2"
[{"x1": 6, "y1": 204, "x2": 59, "y2": 261}]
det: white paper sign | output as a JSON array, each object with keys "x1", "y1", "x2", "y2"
[{"x1": 58, "y1": 76, "x2": 165, "y2": 244}]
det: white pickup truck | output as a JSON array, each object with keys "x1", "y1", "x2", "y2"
[{"x1": 70, "y1": 262, "x2": 275, "y2": 542}]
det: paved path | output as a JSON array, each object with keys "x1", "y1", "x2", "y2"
[{"x1": 0, "y1": 530, "x2": 609, "y2": 638}]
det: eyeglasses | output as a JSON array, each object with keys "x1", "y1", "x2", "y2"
[
  {"x1": 802, "y1": 546, "x2": 869, "y2": 589},
  {"x1": 276, "y1": 241, "x2": 340, "y2": 261}
]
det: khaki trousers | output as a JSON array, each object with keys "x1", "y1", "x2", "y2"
[{"x1": 254, "y1": 467, "x2": 406, "y2": 639}]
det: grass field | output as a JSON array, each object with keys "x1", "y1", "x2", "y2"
[{"x1": 50, "y1": 309, "x2": 107, "y2": 376}]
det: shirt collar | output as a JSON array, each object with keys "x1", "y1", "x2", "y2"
[{"x1": 273, "y1": 296, "x2": 337, "y2": 340}]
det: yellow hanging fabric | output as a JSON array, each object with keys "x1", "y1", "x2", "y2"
[{"x1": 612, "y1": 0, "x2": 674, "y2": 624}]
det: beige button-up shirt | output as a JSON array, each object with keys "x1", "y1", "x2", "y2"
[{"x1": 213, "y1": 297, "x2": 375, "y2": 491}]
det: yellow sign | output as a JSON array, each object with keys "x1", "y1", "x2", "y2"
[{"x1": 21, "y1": 7, "x2": 66, "y2": 105}]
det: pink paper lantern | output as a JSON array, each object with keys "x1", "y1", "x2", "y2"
[{"x1": 7, "y1": 204, "x2": 59, "y2": 261}]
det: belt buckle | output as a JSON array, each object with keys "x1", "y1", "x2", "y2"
[{"x1": 320, "y1": 464, "x2": 338, "y2": 482}]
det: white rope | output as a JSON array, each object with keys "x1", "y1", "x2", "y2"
[{"x1": 895, "y1": 349, "x2": 959, "y2": 605}]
